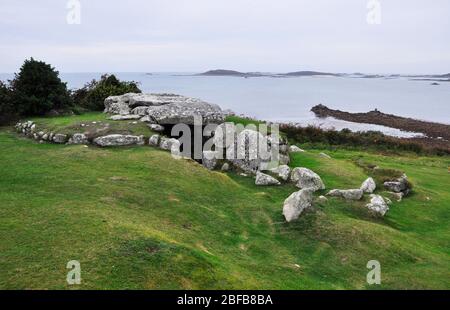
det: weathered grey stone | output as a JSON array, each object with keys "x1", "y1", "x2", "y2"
[
  {"x1": 366, "y1": 194, "x2": 389, "y2": 216},
  {"x1": 139, "y1": 115, "x2": 155, "y2": 123},
  {"x1": 291, "y1": 167, "x2": 325, "y2": 191},
  {"x1": 289, "y1": 145, "x2": 305, "y2": 153},
  {"x1": 53, "y1": 134, "x2": 68, "y2": 144},
  {"x1": 202, "y1": 151, "x2": 219, "y2": 170},
  {"x1": 149, "y1": 134, "x2": 160, "y2": 146},
  {"x1": 361, "y1": 177, "x2": 376, "y2": 193},
  {"x1": 221, "y1": 163, "x2": 230, "y2": 171},
  {"x1": 105, "y1": 93, "x2": 224, "y2": 125},
  {"x1": 93, "y1": 134, "x2": 144, "y2": 147},
  {"x1": 148, "y1": 124, "x2": 165, "y2": 132},
  {"x1": 283, "y1": 189, "x2": 314, "y2": 222},
  {"x1": 327, "y1": 189, "x2": 364, "y2": 200},
  {"x1": 228, "y1": 129, "x2": 268, "y2": 173},
  {"x1": 278, "y1": 154, "x2": 290, "y2": 166},
  {"x1": 255, "y1": 171, "x2": 281, "y2": 186},
  {"x1": 108, "y1": 114, "x2": 141, "y2": 121},
  {"x1": 68, "y1": 133, "x2": 89, "y2": 145},
  {"x1": 269, "y1": 165, "x2": 291, "y2": 181},
  {"x1": 319, "y1": 152, "x2": 331, "y2": 159},
  {"x1": 384, "y1": 179, "x2": 408, "y2": 193},
  {"x1": 159, "y1": 137, "x2": 180, "y2": 153}
]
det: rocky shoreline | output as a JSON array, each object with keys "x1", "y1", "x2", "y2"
[{"x1": 311, "y1": 104, "x2": 450, "y2": 141}]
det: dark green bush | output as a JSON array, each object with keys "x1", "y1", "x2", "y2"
[
  {"x1": 73, "y1": 74, "x2": 141, "y2": 111},
  {"x1": 281, "y1": 124, "x2": 449, "y2": 156},
  {"x1": 0, "y1": 81, "x2": 17, "y2": 126},
  {"x1": 10, "y1": 58, "x2": 72, "y2": 116}
]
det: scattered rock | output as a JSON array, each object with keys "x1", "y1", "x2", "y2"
[
  {"x1": 139, "y1": 115, "x2": 155, "y2": 123},
  {"x1": 148, "y1": 124, "x2": 165, "y2": 132},
  {"x1": 366, "y1": 194, "x2": 390, "y2": 216},
  {"x1": 108, "y1": 114, "x2": 141, "y2": 121},
  {"x1": 327, "y1": 189, "x2": 364, "y2": 200},
  {"x1": 255, "y1": 171, "x2": 281, "y2": 186},
  {"x1": 68, "y1": 133, "x2": 89, "y2": 145},
  {"x1": 384, "y1": 175, "x2": 410, "y2": 197},
  {"x1": 221, "y1": 163, "x2": 230, "y2": 171},
  {"x1": 319, "y1": 152, "x2": 331, "y2": 159},
  {"x1": 283, "y1": 189, "x2": 314, "y2": 222},
  {"x1": 269, "y1": 165, "x2": 291, "y2": 181},
  {"x1": 93, "y1": 134, "x2": 144, "y2": 147},
  {"x1": 360, "y1": 177, "x2": 376, "y2": 193},
  {"x1": 289, "y1": 145, "x2": 305, "y2": 153},
  {"x1": 290, "y1": 167, "x2": 325, "y2": 191},
  {"x1": 53, "y1": 134, "x2": 68, "y2": 144},
  {"x1": 148, "y1": 134, "x2": 160, "y2": 147},
  {"x1": 159, "y1": 137, "x2": 180, "y2": 154},
  {"x1": 202, "y1": 151, "x2": 219, "y2": 170}
]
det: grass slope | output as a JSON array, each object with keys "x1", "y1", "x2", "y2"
[{"x1": 0, "y1": 121, "x2": 449, "y2": 289}]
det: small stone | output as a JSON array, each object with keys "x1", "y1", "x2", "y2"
[
  {"x1": 255, "y1": 171, "x2": 281, "y2": 186},
  {"x1": 289, "y1": 145, "x2": 305, "y2": 153},
  {"x1": 366, "y1": 194, "x2": 389, "y2": 217},
  {"x1": 148, "y1": 124, "x2": 165, "y2": 132},
  {"x1": 360, "y1": 177, "x2": 376, "y2": 193},
  {"x1": 149, "y1": 134, "x2": 160, "y2": 146},
  {"x1": 221, "y1": 163, "x2": 230, "y2": 171},
  {"x1": 327, "y1": 189, "x2": 364, "y2": 200},
  {"x1": 283, "y1": 189, "x2": 314, "y2": 222},
  {"x1": 269, "y1": 165, "x2": 291, "y2": 181},
  {"x1": 291, "y1": 167, "x2": 325, "y2": 191},
  {"x1": 319, "y1": 152, "x2": 331, "y2": 159}
]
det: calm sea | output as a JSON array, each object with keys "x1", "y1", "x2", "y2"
[{"x1": 2, "y1": 72, "x2": 449, "y2": 137}]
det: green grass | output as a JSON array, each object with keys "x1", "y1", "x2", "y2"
[
  {"x1": 0, "y1": 126, "x2": 449, "y2": 289},
  {"x1": 23, "y1": 112, "x2": 153, "y2": 138}
]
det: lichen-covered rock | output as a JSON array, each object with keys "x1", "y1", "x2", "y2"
[
  {"x1": 289, "y1": 145, "x2": 305, "y2": 153},
  {"x1": 148, "y1": 124, "x2": 165, "y2": 132},
  {"x1": 283, "y1": 189, "x2": 314, "y2": 222},
  {"x1": 227, "y1": 129, "x2": 269, "y2": 173},
  {"x1": 366, "y1": 194, "x2": 390, "y2": 216},
  {"x1": 327, "y1": 189, "x2": 364, "y2": 200},
  {"x1": 159, "y1": 137, "x2": 180, "y2": 155},
  {"x1": 93, "y1": 134, "x2": 144, "y2": 147},
  {"x1": 149, "y1": 134, "x2": 160, "y2": 147},
  {"x1": 108, "y1": 114, "x2": 141, "y2": 121},
  {"x1": 290, "y1": 167, "x2": 325, "y2": 191},
  {"x1": 361, "y1": 177, "x2": 376, "y2": 193},
  {"x1": 255, "y1": 171, "x2": 281, "y2": 186},
  {"x1": 269, "y1": 165, "x2": 291, "y2": 181},
  {"x1": 68, "y1": 133, "x2": 89, "y2": 145},
  {"x1": 221, "y1": 163, "x2": 230, "y2": 171},
  {"x1": 53, "y1": 134, "x2": 68, "y2": 144},
  {"x1": 202, "y1": 151, "x2": 219, "y2": 170},
  {"x1": 105, "y1": 93, "x2": 224, "y2": 125}
]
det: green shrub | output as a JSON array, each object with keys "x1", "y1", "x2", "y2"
[
  {"x1": 10, "y1": 58, "x2": 72, "y2": 116},
  {"x1": 73, "y1": 74, "x2": 141, "y2": 111},
  {"x1": 0, "y1": 81, "x2": 16, "y2": 126}
]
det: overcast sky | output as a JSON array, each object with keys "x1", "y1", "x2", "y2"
[{"x1": 1, "y1": 0, "x2": 449, "y2": 74}]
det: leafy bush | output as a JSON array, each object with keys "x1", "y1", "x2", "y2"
[
  {"x1": 10, "y1": 58, "x2": 72, "y2": 116},
  {"x1": 72, "y1": 74, "x2": 141, "y2": 111},
  {"x1": 0, "y1": 81, "x2": 16, "y2": 126}
]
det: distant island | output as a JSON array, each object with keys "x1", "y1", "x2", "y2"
[{"x1": 197, "y1": 69, "x2": 450, "y2": 80}]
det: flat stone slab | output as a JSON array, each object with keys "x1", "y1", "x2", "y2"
[{"x1": 105, "y1": 93, "x2": 224, "y2": 125}]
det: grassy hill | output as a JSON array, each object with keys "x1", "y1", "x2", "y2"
[{"x1": 0, "y1": 114, "x2": 449, "y2": 289}]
